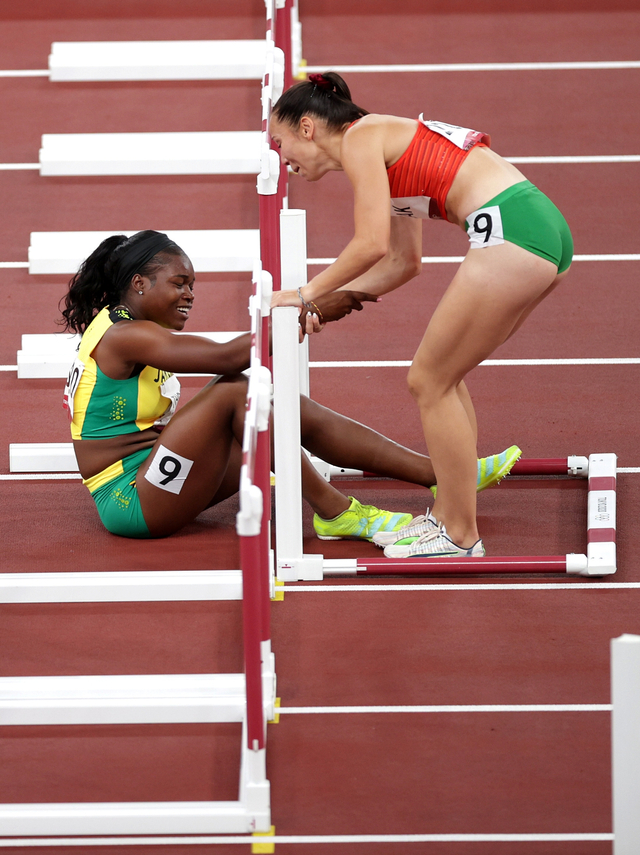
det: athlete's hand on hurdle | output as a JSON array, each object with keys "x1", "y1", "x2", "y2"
[{"x1": 271, "y1": 289, "x2": 301, "y2": 308}]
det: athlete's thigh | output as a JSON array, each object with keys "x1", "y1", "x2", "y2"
[
  {"x1": 411, "y1": 242, "x2": 558, "y2": 387},
  {"x1": 136, "y1": 375, "x2": 247, "y2": 535}
]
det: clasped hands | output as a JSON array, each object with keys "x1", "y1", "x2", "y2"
[{"x1": 271, "y1": 289, "x2": 379, "y2": 339}]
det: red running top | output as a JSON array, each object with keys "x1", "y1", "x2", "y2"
[{"x1": 387, "y1": 120, "x2": 489, "y2": 221}]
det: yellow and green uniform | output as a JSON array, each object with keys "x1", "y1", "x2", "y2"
[{"x1": 63, "y1": 306, "x2": 180, "y2": 537}]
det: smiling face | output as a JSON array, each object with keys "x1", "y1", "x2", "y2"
[
  {"x1": 131, "y1": 252, "x2": 195, "y2": 330},
  {"x1": 270, "y1": 115, "x2": 340, "y2": 181}
]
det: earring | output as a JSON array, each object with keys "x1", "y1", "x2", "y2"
[{"x1": 138, "y1": 290, "x2": 143, "y2": 295}]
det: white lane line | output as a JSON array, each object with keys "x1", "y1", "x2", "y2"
[
  {"x1": 309, "y1": 253, "x2": 640, "y2": 265},
  {"x1": 508, "y1": 155, "x2": 640, "y2": 163},
  {"x1": 306, "y1": 60, "x2": 640, "y2": 72},
  {"x1": 2, "y1": 469, "x2": 637, "y2": 483},
  {"x1": 280, "y1": 704, "x2": 610, "y2": 714},
  {"x1": 0, "y1": 69, "x2": 48, "y2": 77},
  {"x1": 0, "y1": 832, "x2": 614, "y2": 846},
  {"x1": 0, "y1": 155, "x2": 638, "y2": 172},
  {"x1": 308, "y1": 358, "x2": 640, "y2": 368},
  {"x1": 1, "y1": 254, "x2": 637, "y2": 269},
  {"x1": 283, "y1": 583, "x2": 640, "y2": 592},
  {"x1": 0, "y1": 474, "x2": 81, "y2": 481},
  {"x1": 4, "y1": 359, "x2": 639, "y2": 374}
]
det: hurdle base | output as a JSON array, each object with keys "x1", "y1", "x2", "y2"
[{"x1": 277, "y1": 553, "x2": 324, "y2": 581}]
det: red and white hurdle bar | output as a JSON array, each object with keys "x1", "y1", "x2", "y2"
[
  {"x1": 271, "y1": 303, "x2": 617, "y2": 580},
  {"x1": 234, "y1": 263, "x2": 274, "y2": 821}
]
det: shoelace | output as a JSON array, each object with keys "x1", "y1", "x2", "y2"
[
  {"x1": 395, "y1": 514, "x2": 436, "y2": 538},
  {"x1": 405, "y1": 525, "x2": 453, "y2": 555}
]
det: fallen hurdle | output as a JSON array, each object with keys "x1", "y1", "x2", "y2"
[{"x1": 271, "y1": 303, "x2": 617, "y2": 580}]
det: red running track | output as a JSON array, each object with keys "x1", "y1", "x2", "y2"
[{"x1": 1, "y1": 1, "x2": 640, "y2": 853}]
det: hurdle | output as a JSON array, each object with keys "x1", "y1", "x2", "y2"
[
  {"x1": 28, "y1": 229, "x2": 260, "y2": 274},
  {"x1": 611, "y1": 634, "x2": 640, "y2": 854},
  {"x1": 48, "y1": 40, "x2": 284, "y2": 83},
  {"x1": 0, "y1": 266, "x2": 274, "y2": 835},
  {"x1": 271, "y1": 303, "x2": 617, "y2": 580}
]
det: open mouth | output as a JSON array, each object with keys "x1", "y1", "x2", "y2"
[{"x1": 176, "y1": 306, "x2": 191, "y2": 316}]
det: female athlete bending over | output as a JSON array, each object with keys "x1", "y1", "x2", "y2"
[
  {"x1": 270, "y1": 73, "x2": 571, "y2": 559},
  {"x1": 60, "y1": 229, "x2": 474, "y2": 540}
]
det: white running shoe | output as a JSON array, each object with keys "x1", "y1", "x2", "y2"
[
  {"x1": 371, "y1": 512, "x2": 438, "y2": 547},
  {"x1": 383, "y1": 527, "x2": 485, "y2": 559}
]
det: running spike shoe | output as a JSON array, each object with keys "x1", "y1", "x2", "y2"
[
  {"x1": 383, "y1": 527, "x2": 485, "y2": 559},
  {"x1": 429, "y1": 444, "x2": 522, "y2": 499},
  {"x1": 371, "y1": 512, "x2": 439, "y2": 548},
  {"x1": 313, "y1": 496, "x2": 413, "y2": 542}
]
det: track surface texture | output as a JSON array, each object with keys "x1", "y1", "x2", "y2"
[{"x1": 1, "y1": 1, "x2": 639, "y2": 853}]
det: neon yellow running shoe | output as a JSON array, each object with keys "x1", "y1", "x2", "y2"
[
  {"x1": 429, "y1": 445, "x2": 522, "y2": 499},
  {"x1": 313, "y1": 496, "x2": 413, "y2": 542}
]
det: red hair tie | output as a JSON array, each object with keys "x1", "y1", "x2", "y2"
[{"x1": 308, "y1": 73, "x2": 332, "y2": 90}]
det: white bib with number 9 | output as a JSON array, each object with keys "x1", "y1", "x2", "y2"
[
  {"x1": 465, "y1": 205, "x2": 504, "y2": 249},
  {"x1": 144, "y1": 444, "x2": 194, "y2": 495}
]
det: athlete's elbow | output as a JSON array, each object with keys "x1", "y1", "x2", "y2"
[{"x1": 355, "y1": 237, "x2": 388, "y2": 267}]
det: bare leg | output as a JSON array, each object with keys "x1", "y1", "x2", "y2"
[
  {"x1": 409, "y1": 242, "x2": 564, "y2": 548},
  {"x1": 137, "y1": 376, "x2": 356, "y2": 535},
  {"x1": 299, "y1": 396, "x2": 436, "y2": 486}
]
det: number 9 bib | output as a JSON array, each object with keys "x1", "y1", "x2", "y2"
[
  {"x1": 465, "y1": 204, "x2": 504, "y2": 249},
  {"x1": 144, "y1": 444, "x2": 194, "y2": 495}
]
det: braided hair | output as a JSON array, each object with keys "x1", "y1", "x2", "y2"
[
  {"x1": 272, "y1": 71, "x2": 368, "y2": 131},
  {"x1": 59, "y1": 230, "x2": 184, "y2": 334}
]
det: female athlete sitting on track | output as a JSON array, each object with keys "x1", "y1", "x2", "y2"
[
  {"x1": 60, "y1": 231, "x2": 517, "y2": 540},
  {"x1": 269, "y1": 72, "x2": 572, "y2": 559}
]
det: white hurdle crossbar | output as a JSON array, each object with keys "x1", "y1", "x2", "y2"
[
  {"x1": 49, "y1": 40, "x2": 284, "y2": 83},
  {"x1": 611, "y1": 634, "x2": 640, "y2": 854},
  {"x1": 29, "y1": 229, "x2": 260, "y2": 275}
]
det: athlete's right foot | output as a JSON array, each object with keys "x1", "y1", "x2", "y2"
[
  {"x1": 383, "y1": 527, "x2": 485, "y2": 559},
  {"x1": 371, "y1": 512, "x2": 438, "y2": 548}
]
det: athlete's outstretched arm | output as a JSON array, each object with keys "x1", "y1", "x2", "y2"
[{"x1": 337, "y1": 217, "x2": 422, "y2": 297}]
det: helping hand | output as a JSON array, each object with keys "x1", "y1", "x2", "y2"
[{"x1": 308, "y1": 290, "x2": 380, "y2": 324}]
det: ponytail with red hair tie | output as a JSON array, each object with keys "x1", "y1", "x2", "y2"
[{"x1": 308, "y1": 73, "x2": 333, "y2": 90}]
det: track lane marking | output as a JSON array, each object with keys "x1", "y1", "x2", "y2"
[
  {"x1": 306, "y1": 60, "x2": 640, "y2": 72},
  {"x1": 283, "y1": 583, "x2": 640, "y2": 591},
  {"x1": 0, "y1": 832, "x2": 615, "y2": 846},
  {"x1": 309, "y1": 253, "x2": 640, "y2": 264},
  {"x1": 279, "y1": 704, "x2": 610, "y2": 713}
]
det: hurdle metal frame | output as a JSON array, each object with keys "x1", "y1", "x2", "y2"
[{"x1": 271, "y1": 288, "x2": 617, "y2": 581}]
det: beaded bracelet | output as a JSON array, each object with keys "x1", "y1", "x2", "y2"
[{"x1": 309, "y1": 301, "x2": 325, "y2": 325}]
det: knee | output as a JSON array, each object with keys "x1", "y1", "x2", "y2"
[
  {"x1": 406, "y1": 364, "x2": 459, "y2": 408},
  {"x1": 407, "y1": 363, "x2": 436, "y2": 404}
]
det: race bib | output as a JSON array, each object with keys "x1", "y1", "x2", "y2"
[
  {"x1": 153, "y1": 372, "x2": 181, "y2": 428},
  {"x1": 391, "y1": 195, "x2": 441, "y2": 220},
  {"x1": 419, "y1": 115, "x2": 490, "y2": 151},
  {"x1": 144, "y1": 445, "x2": 193, "y2": 495},
  {"x1": 62, "y1": 356, "x2": 85, "y2": 420},
  {"x1": 465, "y1": 205, "x2": 505, "y2": 248}
]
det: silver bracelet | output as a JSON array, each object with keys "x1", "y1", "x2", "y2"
[{"x1": 297, "y1": 287, "x2": 312, "y2": 309}]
